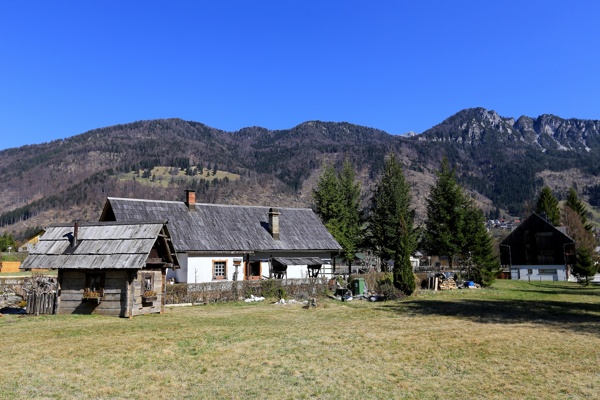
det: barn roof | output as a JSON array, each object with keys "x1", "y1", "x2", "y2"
[
  {"x1": 500, "y1": 212, "x2": 574, "y2": 247},
  {"x1": 499, "y1": 213, "x2": 575, "y2": 266},
  {"x1": 100, "y1": 197, "x2": 342, "y2": 253},
  {"x1": 21, "y1": 221, "x2": 177, "y2": 270}
]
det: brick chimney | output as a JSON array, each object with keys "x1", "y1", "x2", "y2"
[
  {"x1": 269, "y1": 208, "x2": 280, "y2": 240},
  {"x1": 185, "y1": 190, "x2": 196, "y2": 211}
]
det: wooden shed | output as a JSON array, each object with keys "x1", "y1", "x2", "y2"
[{"x1": 20, "y1": 221, "x2": 178, "y2": 317}]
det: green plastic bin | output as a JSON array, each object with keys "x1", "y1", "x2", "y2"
[{"x1": 352, "y1": 278, "x2": 365, "y2": 296}]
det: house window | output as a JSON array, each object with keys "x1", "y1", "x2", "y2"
[
  {"x1": 143, "y1": 274, "x2": 153, "y2": 290},
  {"x1": 213, "y1": 260, "x2": 227, "y2": 280},
  {"x1": 539, "y1": 269, "x2": 557, "y2": 275},
  {"x1": 246, "y1": 261, "x2": 261, "y2": 280},
  {"x1": 527, "y1": 269, "x2": 533, "y2": 275},
  {"x1": 84, "y1": 272, "x2": 105, "y2": 298},
  {"x1": 142, "y1": 273, "x2": 155, "y2": 296}
]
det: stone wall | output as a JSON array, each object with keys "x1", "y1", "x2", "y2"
[{"x1": 0, "y1": 277, "x2": 26, "y2": 309}]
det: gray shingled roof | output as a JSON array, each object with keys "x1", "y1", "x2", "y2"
[
  {"x1": 102, "y1": 198, "x2": 342, "y2": 253},
  {"x1": 21, "y1": 221, "x2": 174, "y2": 270}
]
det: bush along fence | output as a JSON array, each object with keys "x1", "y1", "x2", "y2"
[{"x1": 166, "y1": 277, "x2": 330, "y2": 305}]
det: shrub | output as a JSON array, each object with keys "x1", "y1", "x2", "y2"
[
  {"x1": 260, "y1": 279, "x2": 281, "y2": 298},
  {"x1": 379, "y1": 283, "x2": 404, "y2": 301},
  {"x1": 378, "y1": 272, "x2": 394, "y2": 287}
]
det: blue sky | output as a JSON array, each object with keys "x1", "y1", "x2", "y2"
[{"x1": 1, "y1": 1, "x2": 599, "y2": 150}]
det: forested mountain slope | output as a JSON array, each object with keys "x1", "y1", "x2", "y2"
[{"x1": 1, "y1": 108, "x2": 598, "y2": 240}]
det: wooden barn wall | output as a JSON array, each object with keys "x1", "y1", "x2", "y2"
[
  {"x1": 58, "y1": 270, "x2": 129, "y2": 317},
  {"x1": 131, "y1": 269, "x2": 164, "y2": 317}
]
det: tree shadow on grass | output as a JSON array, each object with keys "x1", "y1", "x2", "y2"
[
  {"x1": 379, "y1": 298, "x2": 600, "y2": 336},
  {"x1": 502, "y1": 282, "x2": 600, "y2": 297}
]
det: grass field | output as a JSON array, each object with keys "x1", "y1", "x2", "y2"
[
  {"x1": 1, "y1": 252, "x2": 28, "y2": 262},
  {"x1": 1, "y1": 280, "x2": 599, "y2": 399}
]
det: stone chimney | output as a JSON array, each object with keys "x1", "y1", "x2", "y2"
[
  {"x1": 73, "y1": 220, "x2": 79, "y2": 247},
  {"x1": 269, "y1": 208, "x2": 280, "y2": 240},
  {"x1": 185, "y1": 190, "x2": 196, "y2": 211}
]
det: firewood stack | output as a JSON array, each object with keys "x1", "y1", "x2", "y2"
[{"x1": 438, "y1": 277, "x2": 457, "y2": 290}]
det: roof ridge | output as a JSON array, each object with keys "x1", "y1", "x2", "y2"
[
  {"x1": 108, "y1": 197, "x2": 313, "y2": 211},
  {"x1": 107, "y1": 197, "x2": 182, "y2": 205},
  {"x1": 47, "y1": 220, "x2": 168, "y2": 227},
  {"x1": 195, "y1": 203, "x2": 313, "y2": 211}
]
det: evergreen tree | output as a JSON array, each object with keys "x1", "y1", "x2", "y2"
[
  {"x1": 313, "y1": 160, "x2": 362, "y2": 270},
  {"x1": 333, "y1": 159, "x2": 362, "y2": 268},
  {"x1": 535, "y1": 187, "x2": 560, "y2": 225},
  {"x1": 313, "y1": 163, "x2": 339, "y2": 225},
  {"x1": 0, "y1": 233, "x2": 17, "y2": 252},
  {"x1": 422, "y1": 158, "x2": 498, "y2": 286},
  {"x1": 573, "y1": 247, "x2": 597, "y2": 285},
  {"x1": 367, "y1": 154, "x2": 418, "y2": 293},
  {"x1": 393, "y1": 239, "x2": 416, "y2": 295},
  {"x1": 368, "y1": 154, "x2": 416, "y2": 266},
  {"x1": 462, "y1": 203, "x2": 500, "y2": 286},
  {"x1": 422, "y1": 158, "x2": 467, "y2": 269},
  {"x1": 565, "y1": 187, "x2": 593, "y2": 232}
]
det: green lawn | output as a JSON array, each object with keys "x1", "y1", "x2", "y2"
[
  {"x1": 1, "y1": 280, "x2": 599, "y2": 399},
  {"x1": 0, "y1": 270, "x2": 57, "y2": 277},
  {"x1": 1, "y1": 252, "x2": 28, "y2": 262}
]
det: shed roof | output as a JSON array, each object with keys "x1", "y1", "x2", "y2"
[
  {"x1": 273, "y1": 257, "x2": 324, "y2": 266},
  {"x1": 21, "y1": 221, "x2": 177, "y2": 270},
  {"x1": 101, "y1": 197, "x2": 342, "y2": 253}
]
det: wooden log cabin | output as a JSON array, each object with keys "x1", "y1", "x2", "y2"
[{"x1": 20, "y1": 221, "x2": 178, "y2": 317}]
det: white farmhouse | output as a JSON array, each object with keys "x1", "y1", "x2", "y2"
[{"x1": 100, "y1": 190, "x2": 341, "y2": 283}]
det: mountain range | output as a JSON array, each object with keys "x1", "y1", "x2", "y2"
[{"x1": 1, "y1": 107, "x2": 599, "y2": 241}]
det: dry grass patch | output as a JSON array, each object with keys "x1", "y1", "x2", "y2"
[
  {"x1": 1, "y1": 281, "x2": 600, "y2": 399},
  {"x1": 117, "y1": 166, "x2": 240, "y2": 188}
]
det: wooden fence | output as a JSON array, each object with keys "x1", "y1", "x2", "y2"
[{"x1": 26, "y1": 292, "x2": 56, "y2": 315}]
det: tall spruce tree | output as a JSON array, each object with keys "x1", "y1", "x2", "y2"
[
  {"x1": 313, "y1": 159, "x2": 362, "y2": 270},
  {"x1": 367, "y1": 154, "x2": 417, "y2": 294},
  {"x1": 334, "y1": 159, "x2": 362, "y2": 268},
  {"x1": 422, "y1": 158, "x2": 467, "y2": 270},
  {"x1": 422, "y1": 158, "x2": 498, "y2": 285},
  {"x1": 535, "y1": 187, "x2": 560, "y2": 225},
  {"x1": 313, "y1": 163, "x2": 339, "y2": 225},
  {"x1": 565, "y1": 187, "x2": 593, "y2": 232},
  {"x1": 462, "y1": 203, "x2": 500, "y2": 286},
  {"x1": 574, "y1": 247, "x2": 597, "y2": 286}
]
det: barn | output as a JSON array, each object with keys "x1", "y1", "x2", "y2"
[{"x1": 500, "y1": 213, "x2": 576, "y2": 281}]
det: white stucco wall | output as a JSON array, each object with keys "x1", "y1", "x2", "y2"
[
  {"x1": 186, "y1": 255, "x2": 239, "y2": 283},
  {"x1": 285, "y1": 264, "x2": 311, "y2": 279},
  {"x1": 174, "y1": 251, "x2": 333, "y2": 283},
  {"x1": 511, "y1": 265, "x2": 566, "y2": 281}
]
